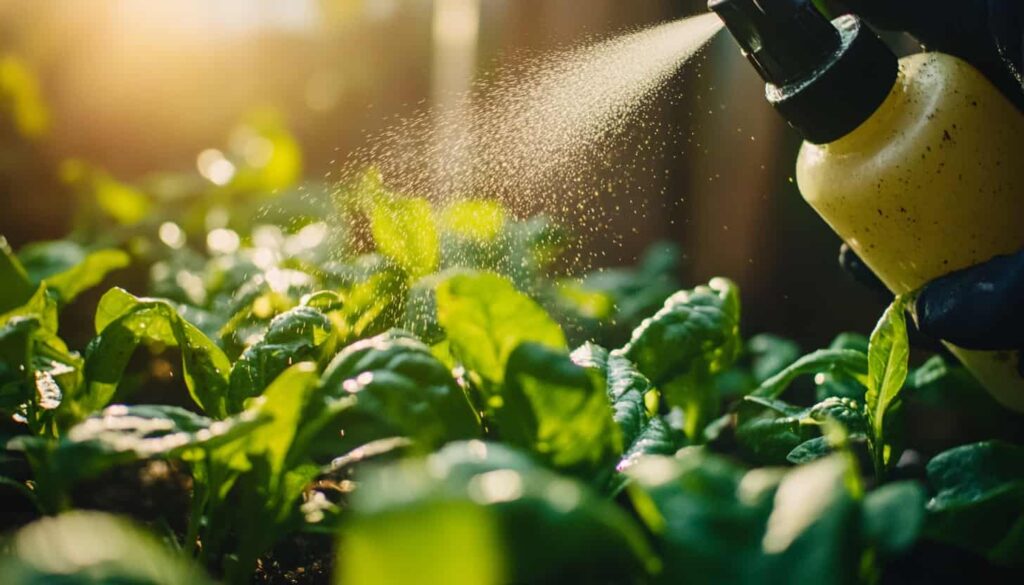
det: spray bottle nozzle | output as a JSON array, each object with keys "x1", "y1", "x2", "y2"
[
  {"x1": 708, "y1": 0, "x2": 898, "y2": 144},
  {"x1": 708, "y1": 0, "x2": 841, "y2": 85}
]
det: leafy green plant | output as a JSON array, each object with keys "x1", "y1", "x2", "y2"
[
  {"x1": 0, "y1": 511, "x2": 213, "y2": 585},
  {"x1": 1, "y1": 157, "x2": 1022, "y2": 585}
]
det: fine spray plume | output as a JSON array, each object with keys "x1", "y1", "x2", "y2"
[
  {"x1": 708, "y1": 0, "x2": 897, "y2": 143},
  {"x1": 341, "y1": 11, "x2": 724, "y2": 272}
]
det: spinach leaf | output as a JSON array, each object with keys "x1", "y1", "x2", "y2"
[
  {"x1": 333, "y1": 262, "x2": 408, "y2": 343},
  {"x1": 439, "y1": 199, "x2": 506, "y2": 241},
  {"x1": 319, "y1": 330, "x2": 480, "y2": 453},
  {"x1": 621, "y1": 278, "x2": 741, "y2": 439},
  {"x1": 338, "y1": 441, "x2": 657, "y2": 585},
  {"x1": 228, "y1": 305, "x2": 334, "y2": 412},
  {"x1": 498, "y1": 343, "x2": 618, "y2": 476},
  {"x1": 750, "y1": 348, "x2": 868, "y2": 400},
  {"x1": 10, "y1": 404, "x2": 264, "y2": 513},
  {"x1": 761, "y1": 455, "x2": 862, "y2": 584},
  {"x1": 370, "y1": 195, "x2": 439, "y2": 278},
  {"x1": 925, "y1": 441, "x2": 1024, "y2": 566},
  {"x1": 630, "y1": 449, "x2": 921, "y2": 584},
  {"x1": 815, "y1": 333, "x2": 870, "y2": 400},
  {"x1": 787, "y1": 436, "x2": 832, "y2": 464},
  {"x1": 861, "y1": 481, "x2": 926, "y2": 556},
  {"x1": 17, "y1": 240, "x2": 129, "y2": 304},
  {"x1": 740, "y1": 395, "x2": 866, "y2": 466},
  {"x1": 82, "y1": 288, "x2": 232, "y2": 418},
  {"x1": 0, "y1": 237, "x2": 36, "y2": 313},
  {"x1": 865, "y1": 298, "x2": 910, "y2": 476},
  {"x1": 193, "y1": 363, "x2": 355, "y2": 582},
  {"x1": 570, "y1": 343, "x2": 682, "y2": 482},
  {"x1": 736, "y1": 412, "x2": 815, "y2": 465},
  {"x1": 0, "y1": 286, "x2": 82, "y2": 435},
  {"x1": 0, "y1": 511, "x2": 214, "y2": 585},
  {"x1": 436, "y1": 272, "x2": 566, "y2": 386},
  {"x1": 808, "y1": 396, "x2": 867, "y2": 433},
  {"x1": 625, "y1": 449, "x2": 779, "y2": 584},
  {"x1": 622, "y1": 277, "x2": 741, "y2": 385}
]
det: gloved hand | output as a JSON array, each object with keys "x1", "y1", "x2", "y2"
[{"x1": 827, "y1": 0, "x2": 1024, "y2": 358}]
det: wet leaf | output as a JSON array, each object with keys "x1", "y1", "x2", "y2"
[
  {"x1": 499, "y1": 343, "x2": 618, "y2": 475},
  {"x1": 320, "y1": 330, "x2": 479, "y2": 453},
  {"x1": 83, "y1": 288, "x2": 232, "y2": 418},
  {"x1": 436, "y1": 272, "x2": 566, "y2": 385},
  {"x1": 569, "y1": 343, "x2": 681, "y2": 482},
  {"x1": 620, "y1": 278, "x2": 740, "y2": 438},
  {"x1": 371, "y1": 195, "x2": 438, "y2": 278},
  {"x1": 10, "y1": 404, "x2": 265, "y2": 512},
  {"x1": 925, "y1": 441, "x2": 1024, "y2": 566},
  {"x1": 228, "y1": 305, "x2": 334, "y2": 411},
  {"x1": 17, "y1": 240, "x2": 129, "y2": 304},
  {"x1": 339, "y1": 441, "x2": 657, "y2": 585}
]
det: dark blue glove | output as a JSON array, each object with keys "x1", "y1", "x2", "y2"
[
  {"x1": 830, "y1": 1, "x2": 1024, "y2": 356},
  {"x1": 913, "y1": 251, "x2": 1024, "y2": 355}
]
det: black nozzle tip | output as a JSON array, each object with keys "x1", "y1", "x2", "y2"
[
  {"x1": 709, "y1": 0, "x2": 898, "y2": 144},
  {"x1": 708, "y1": 0, "x2": 841, "y2": 86}
]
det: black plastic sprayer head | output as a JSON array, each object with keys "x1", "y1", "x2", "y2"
[{"x1": 708, "y1": 0, "x2": 899, "y2": 144}]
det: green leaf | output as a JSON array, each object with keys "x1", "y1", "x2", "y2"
[
  {"x1": 625, "y1": 449, "x2": 780, "y2": 584},
  {"x1": 0, "y1": 236, "x2": 35, "y2": 314},
  {"x1": 83, "y1": 288, "x2": 232, "y2": 418},
  {"x1": 0, "y1": 511, "x2": 214, "y2": 584},
  {"x1": 440, "y1": 199, "x2": 506, "y2": 241},
  {"x1": 787, "y1": 436, "x2": 832, "y2": 464},
  {"x1": 319, "y1": 330, "x2": 480, "y2": 453},
  {"x1": 736, "y1": 412, "x2": 813, "y2": 465},
  {"x1": 741, "y1": 396, "x2": 864, "y2": 466},
  {"x1": 199, "y1": 362, "x2": 354, "y2": 581},
  {"x1": 808, "y1": 396, "x2": 866, "y2": 433},
  {"x1": 10, "y1": 404, "x2": 264, "y2": 512},
  {"x1": 402, "y1": 269, "x2": 470, "y2": 345},
  {"x1": 865, "y1": 298, "x2": 910, "y2": 474},
  {"x1": 0, "y1": 285, "x2": 82, "y2": 434},
  {"x1": 761, "y1": 454, "x2": 861, "y2": 583},
  {"x1": 339, "y1": 441, "x2": 657, "y2": 585},
  {"x1": 371, "y1": 195, "x2": 439, "y2": 277},
  {"x1": 242, "y1": 362, "x2": 324, "y2": 482},
  {"x1": 861, "y1": 481, "x2": 926, "y2": 556},
  {"x1": 816, "y1": 333, "x2": 870, "y2": 400},
  {"x1": 621, "y1": 277, "x2": 741, "y2": 386},
  {"x1": 436, "y1": 272, "x2": 566, "y2": 385},
  {"x1": 334, "y1": 262, "x2": 408, "y2": 343},
  {"x1": 620, "y1": 278, "x2": 741, "y2": 439},
  {"x1": 751, "y1": 349, "x2": 868, "y2": 400},
  {"x1": 498, "y1": 343, "x2": 618, "y2": 475},
  {"x1": 569, "y1": 343, "x2": 681, "y2": 479},
  {"x1": 228, "y1": 306, "x2": 334, "y2": 412},
  {"x1": 17, "y1": 240, "x2": 129, "y2": 304},
  {"x1": 925, "y1": 441, "x2": 1024, "y2": 566}
]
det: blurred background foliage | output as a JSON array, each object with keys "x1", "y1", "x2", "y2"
[{"x1": 0, "y1": 0, "x2": 890, "y2": 350}]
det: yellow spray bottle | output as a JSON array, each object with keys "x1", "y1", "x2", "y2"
[{"x1": 709, "y1": 0, "x2": 1024, "y2": 410}]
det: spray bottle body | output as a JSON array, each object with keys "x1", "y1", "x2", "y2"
[{"x1": 796, "y1": 52, "x2": 1024, "y2": 410}]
